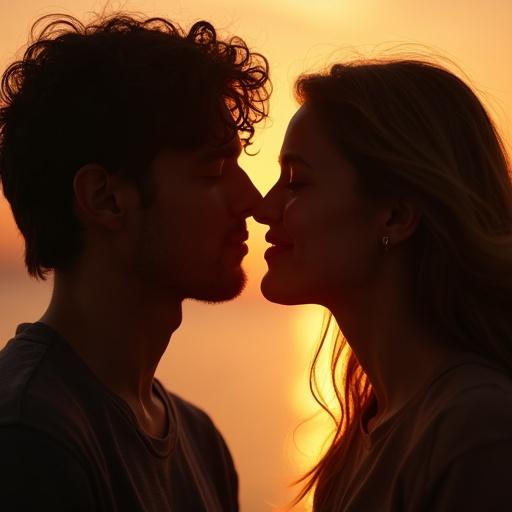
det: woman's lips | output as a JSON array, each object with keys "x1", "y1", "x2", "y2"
[
  {"x1": 264, "y1": 244, "x2": 293, "y2": 261},
  {"x1": 264, "y1": 232, "x2": 294, "y2": 262}
]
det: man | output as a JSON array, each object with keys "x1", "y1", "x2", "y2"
[{"x1": 0, "y1": 13, "x2": 270, "y2": 511}]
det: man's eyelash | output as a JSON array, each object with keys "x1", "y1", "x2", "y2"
[{"x1": 202, "y1": 160, "x2": 225, "y2": 179}]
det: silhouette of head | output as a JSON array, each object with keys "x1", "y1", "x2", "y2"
[
  {"x1": 255, "y1": 59, "x2": 512, "y2": 509},
  {"x1": 257, "y1": 59, "x2": 511, "y2": 338},
  {"x1": 0, "y1": 13, "x2": 270, "y2": 301}
]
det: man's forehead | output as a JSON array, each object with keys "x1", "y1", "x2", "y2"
[{"x1": 152, "y1": 132, "x2": 242, "y2": 174}]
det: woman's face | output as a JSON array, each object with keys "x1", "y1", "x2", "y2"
[{"x1": 255, "y1": 105, "x2": 389, "y2": 307}]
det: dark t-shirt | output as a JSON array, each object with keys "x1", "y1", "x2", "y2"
[
  {"x1": 332, "y1": 354, "x2": 512, "y2": 511},
  {"x1": 0, "y1": 322, "x2": 238, "y2": 511}
]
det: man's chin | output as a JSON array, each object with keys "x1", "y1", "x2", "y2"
[{"x1": 188, "y1": 269, "x2": 247, "y2": 303}]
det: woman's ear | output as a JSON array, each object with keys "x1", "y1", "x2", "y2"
[
  {"x1": 73, "y1": 164, "x2": 135, "y2": 230},
  {"x1": 383, "y1": 198, "x2": 421, "y2": 246}
]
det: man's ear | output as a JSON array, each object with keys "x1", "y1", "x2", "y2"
[
  {"x1": 73, "y1": 164, "x2": 134, "y2": 230},
  {"x1": 383, "y1": 198, "x2": 421, "y2": 247}
]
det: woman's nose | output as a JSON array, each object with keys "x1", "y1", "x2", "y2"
[{"x1": 253, "y1": 183, "x2": 283, "y2": 225}]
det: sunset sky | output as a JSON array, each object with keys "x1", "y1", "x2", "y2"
[{"x1": 0, "y1": 1, "x2": 511, "y2": 510}]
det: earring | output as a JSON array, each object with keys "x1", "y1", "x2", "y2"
[{"x1": 382, "y1": 235, "x2": 390, "y2": 252}]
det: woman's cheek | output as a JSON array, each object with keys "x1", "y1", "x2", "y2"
[{"x1": 283, "y1": 197, "x2": 307, "y2": 238}]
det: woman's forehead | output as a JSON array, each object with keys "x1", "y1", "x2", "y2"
[{"x1": 282, "y1": 106, "x2": 337, "y2": 164}]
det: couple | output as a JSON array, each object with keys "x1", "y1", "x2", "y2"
[{"x1": 1, "y1": 12, "x2": 512, "y2": 512}]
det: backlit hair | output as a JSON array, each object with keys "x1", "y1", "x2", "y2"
[
  {"x1": 0, "y1": 13, "x2": 270, "y2": 278},
  {"x1": 293, "y1": 59, "x2": 512, "y2": 510}
]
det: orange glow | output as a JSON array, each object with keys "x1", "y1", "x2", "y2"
[
  {"x1": 1, "y1": 2, "x2": 511, "y2": 511},
  {"x1": 290, "y1": 306, "x2": 338, "y2": 470}
]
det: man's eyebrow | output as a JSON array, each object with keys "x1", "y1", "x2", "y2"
[
  {"x1": 203, "y1": 143, "x2": 241, "y2": 160},
  {"x1": 278, "y1": 152, "x2": 313, "y2": 169}
]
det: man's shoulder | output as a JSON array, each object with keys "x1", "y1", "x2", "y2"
[
  {"x1": 0, "y1": 325, "x2": 53, "y2": 424},
  {"x1": 165, "y1": 389, "x2": 220, "y2": 438},
  {"x1": 0, "y1": 323, "x2": 93, "y2": 437},
  {"x1": 0, "y1": 424, "x2": 96, "y2": 511},
  {"x1": 162, "y1": 387, "x2": 238, "y2": 506},
  {"x1": 161, "y1": 386, "x2": 234, "y2": 459}
]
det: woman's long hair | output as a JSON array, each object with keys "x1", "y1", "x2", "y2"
[{"x1": 292, "y1": 59, "x2": 512, "y2": 510}]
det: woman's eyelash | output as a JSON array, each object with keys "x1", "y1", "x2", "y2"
[{"x1": 285, "y1": 181, "x2": 306, "y2": 191}]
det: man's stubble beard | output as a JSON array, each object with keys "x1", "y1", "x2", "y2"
[
  {"x1": 133, "y1": 215, "x2": 247, "y2": 304},
  {"x1": 188, "y1": 265, "x2": 247, "y2": 304}
]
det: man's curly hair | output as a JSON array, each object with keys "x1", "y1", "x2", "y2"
[{"x1": 0, "y1": 13, "x2": 271, "y2": 279}]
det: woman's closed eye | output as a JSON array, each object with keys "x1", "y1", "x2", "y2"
[
  {"x1": 285, "y1": 180, "x2": 307, "y2": 192},
  {"x1": 284, "y1": 164, "x2": 311, "y2": 192}
]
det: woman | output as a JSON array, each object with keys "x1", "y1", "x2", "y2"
[{"x1": 255, "y1": 59, "x2": 512, "y2": 511}]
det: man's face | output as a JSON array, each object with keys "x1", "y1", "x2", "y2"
[{"x1": 132, "y1": 136, "x2": 262, "y2": 302}]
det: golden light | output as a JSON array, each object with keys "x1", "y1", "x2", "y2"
[
  {"x1": 1, "y1": 2, "x2": 511, "y2": 511},
  {"x1": 289, "y1": 306, "x2": 343, "y2": 468}
]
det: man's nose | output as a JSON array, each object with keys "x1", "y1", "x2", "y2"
[{"x1": 229, "y1": 168, "x2": 263, "y2": 219}]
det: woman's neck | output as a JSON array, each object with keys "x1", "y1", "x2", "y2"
[{"x1": 330, "y1": 287, "x2": 460, "y2": 429}]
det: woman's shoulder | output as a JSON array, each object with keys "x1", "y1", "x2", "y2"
[
  {"x1": 420, "y1": 353, "x2": 512, "y2": 421},
  {"x1": 411, "y1": 353, "x2": 512, "y2": 471},
  {"x1": 398, "y1": 355, "x2": 512, "y2": 510}
]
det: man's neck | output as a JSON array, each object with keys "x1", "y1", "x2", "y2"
[{"x1": 39, "y1": 270, "x2": 182, "y2": 409}]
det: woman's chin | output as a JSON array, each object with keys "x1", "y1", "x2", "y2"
[{"x1": 260, "y1": 273, "x2": 308, "y2": 306}]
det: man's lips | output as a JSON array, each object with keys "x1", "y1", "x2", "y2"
[
  {"x1": 227, "y1": 230, "x2": 249, "y2": 244},
  {"x1": 225, "y1": 230, "x2": 249, "y2": 260}
]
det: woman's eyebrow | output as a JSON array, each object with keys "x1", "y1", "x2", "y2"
[{"x1": 278, "y1": 152, "x2": 313, "y2": 169}]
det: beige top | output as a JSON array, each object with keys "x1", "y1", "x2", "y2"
[{"x1": 333, "y1": 353, "x2": 512, "y2": 511}]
